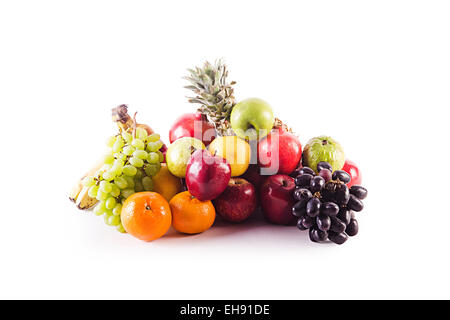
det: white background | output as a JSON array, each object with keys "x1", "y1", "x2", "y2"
[{"x1": 1, "y1": 0, "x2": 449, "y2": 299}]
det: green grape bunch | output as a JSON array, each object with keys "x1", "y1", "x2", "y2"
[{"x1": 82, "y1": 127, "x2": 165, "y2": 233}]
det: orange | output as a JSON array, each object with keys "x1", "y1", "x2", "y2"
[
  {"x1": 121, "y1": 192, "x2": 172, "y2": 241},
  {"x1": 152, "y1": 163, "x2": 183, "y2": 202},
  {"x1": 169, "y1": 191, "x2": 215, "y2": 234}
]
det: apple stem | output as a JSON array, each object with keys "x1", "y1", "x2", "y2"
[{"x1": 189, "y1": 146, "x2": 197, "y2": 155}]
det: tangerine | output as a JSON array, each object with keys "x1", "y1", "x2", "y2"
[
  {"x1": 169, "y1": 191, "x2": 215, "y2": 234},
  {"x1": 121, "y1": 192, "x2": 171, "y2": 241}
]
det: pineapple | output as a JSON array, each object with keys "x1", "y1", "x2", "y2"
[
  {"x1": 185, "y1": 59, "x2": 293, "y2": 136},
  {"x1": 184, "y1": 59, "x2": 237, "y2": 136}
]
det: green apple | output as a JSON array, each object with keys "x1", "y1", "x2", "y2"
[
  {"x1": 166, "y1": 137, "x2": 205, "y2": 178},
  {"x1": 230, "y1": 98, "x2": 274, "y2": 140},
  {"x1": 302, "y1": 136, "x2": 345, "y2": 173}
]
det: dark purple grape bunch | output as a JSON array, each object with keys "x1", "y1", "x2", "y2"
[{"x1": 292, "y1": 161, "x2": 368, "y2": 245}]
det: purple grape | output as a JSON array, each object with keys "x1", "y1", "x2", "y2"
[
  {"x1": 306, "y1": 197, "x2": 321, "y2": 217},
  {"x1": 320, "y1": 202, "x2": 339, "y2": 216},
  {"x1": 332, "y1": 170, "x2": 351, "y2": 184},
  {"x1": 350, "y1": 186, "x2": 368, "y2": 200},
  {"x1": 298, "y1": 167, "x2": 315, "y2": 176},
  {"x1": 317, "y1": 215, "x2": 331, "y2": 232},
  {"x1": 295, "y1": 174, "x2": 313, "y2": 188},
  {"x1": 346, "y1": 219, "x2": 359, "y2": 236},
  {"x1": 293, "y1": 188, "x2": 312, "y2": 201},
  {"x1": 347, "y1": 194, "x2": 364, "y2": 212},
  {"x1": 310, "y1": 176, "x2": 325, "y2": 193},
  {"x1": 318, "y1": 169, "x2": 332, "y2": 182},
  {"x1": 328, "y1": 231, "x2": 348, "y2": 245},
  {"x1": 317, "y1": 161, "x2": 333, "y2": 172}
]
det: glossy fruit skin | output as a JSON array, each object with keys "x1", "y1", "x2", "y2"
[
  {"x1": 260, "y1": 174, "x2": 297, "y2": 225},
  {"x1": 258, "y1": 128, "x2": 302, "y2": 175},
  {"x1": 186, "y1": 149, "x2": 231, "y2": 201},
  {"x1": 342, "y1": 159, "x2": 362, "y2": 187},
  {"x1": 230, "y1": 98, "x2": 274, "y2": 141},
  {"x1": 121, "y1": 192, "x2": 172, "y2": 242},
  {"x1": 349, "y1": 185, "x2": 368, "y2": 200},
  {"x1": 166, "y1": 137, "x2": 206, "y2": 178},
  {"x1": 213, "y1": 178, "x2": 257, "y2": 223},
  {"x1": 208, "y1": 136, "x2": 251, "y2": 177},
  {"x1": 169, "y1": 191, "x2": 216, "y2": 234},
  {"x1": 169, "y1": 113, "x2": 216, "y2": 146},
  {"x1": 302, "y1": 136, "x2": 345, "y2": 173},
  {"x1": 152, "y1": 163, "x2": 183, "y2": 202}
]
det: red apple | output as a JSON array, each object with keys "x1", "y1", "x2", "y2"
[
  {"x1": 169, "y1": 113, "x2": 216, "y2": 146},
  {"x1": 260, "y1": 174, "x2": 297, "y2": 225},
  {"x1": 213, "y1": 178, "x2": 257, "y2": 223},
  {"x1": 258, "y1": 128, "x2": 302, "y2": 175},
  {"x1": 342, "y1": 159, "x2": 362, "y2": 187},
  {"x1": 186, "y1": 149, "x2": 231, "y2": 201}
]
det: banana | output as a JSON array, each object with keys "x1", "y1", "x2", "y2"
[
  {"x1": 76, "y1": 185, "x2": 98, "y2": 210},
  {"x1": 69, "y1": 180, "x2": 84, "y2": 203},
  {"x1": 69, "y1": 160, "x2": 104, "y2": 209}
]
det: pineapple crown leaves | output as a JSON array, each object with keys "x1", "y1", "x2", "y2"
[{"x1": 184, "y1": 60, "x2": 237, "y2": 130}]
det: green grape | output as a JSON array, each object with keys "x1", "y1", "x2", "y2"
[
  {"x1": 136, "y1": 127, "x2": 148, "y2": 140},
  {"x1": 110, "y1": 184, "x2": 121, "y2": 197},
  {"x1": 111, "y1": 162, "x2": 124, "y2": 176},
  {"x1": 106, "y1": 136, "x2": 116, "y2": 148},
  {"x1": 147, "y1": 152, "x2": 159, "y2": 164},
  {"x1": 134, "y1": 179, "x2": 144, "y2": 192},
  {"x1": 103, "y1": 154, "x2": 115, "y2": 164},
  {"x1": 148, "y1": 140, "x2": 163, "y2": 152},
  {"x1": 96, "y1": 191, "x2": 109, "y2": 201},
  {"x1": 121, "y1": 188, "x2": 135, "y2": 199},
  {"x1": 133, "y1": 150, "x2": 148, "y2": 160},
  {"x1": 103, "y1": 213, "x2": 112, "y2": 225},
  {"x1": 123, "y1": 165, "x2": 137, "y2": 176},
  {"x1": 102, "y1": 170, "x2": 116, "y2": 181},
  {"x1": 116, "y1": 223, "x2": 126, "y2": 233},
  {"x1": 88, "y1": 185, "x2": 99, "y2": 198},
  {"x1": 123, "y1": 145, "x2": 135, "y2": 156},
  {"x1": 122, "y1": 131, "x2": 133, "y2": 143},
  {"x1": 135, "y1": 168, "x2": 144, "y2": 179},
  {"x1": 142, "y1": 176, "x2": 154, "y2": 191},
  {"x1": 156, "y1": 150, "x2": 164, "y2": 163},
  {"x1": 82, "y1": 176, "x2": 96, "y2": 187},
  {"x1": 105, "y1": 197, "x2": 117, "y2": 210},
  {"x1": 94, "y1": 201, "x2": 107, "y2": 216},
  {"x1": 145, "y1": 163, "x2": 161, "y2": 176},
  {"x1": 124, "y1": 176, "x2": 135, "y2": 188},
  {"x1": 114, "y1": 176, "x2": 128, "y2": 189},
  {"x1": 99, "y1": 181, "x2": 113, "y2": 193},
  {"x1": 108, "y1": 215, "x2": 121, "y2": 227},
  {"x1": 131, "y1": 138, "x2": 145, "y2": 150},
  {"x1": 114, "y1": 153, "x2": 127, "y2": 163},
  {"x1": 147, "y1": 133, "x2": 160, "y2": 143},
  {"x1": 112, "y1": 203, "x2": 122, "y2": 216},
  {"x1": 112, "y1": 137, "x2": 125, "y2": 152},
  {"x1": 129, "y1": 157, "x2": 144, "y2": 168}
]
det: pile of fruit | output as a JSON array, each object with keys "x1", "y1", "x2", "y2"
[{"x1": 69, "y1": 60, "x2": 368, "y2": 245}]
